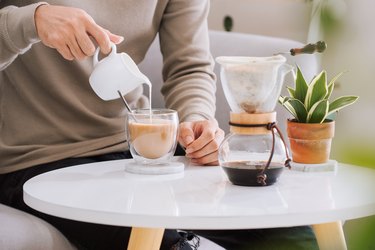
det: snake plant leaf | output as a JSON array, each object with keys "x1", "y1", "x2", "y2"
[
  {"x1": 278, "y1": 96, "x2": 288, "y2": 104},
  {"x1": 305, "y1": 71, "x2": 328, "y2": 111},
  {"x1": 278, "y1": 96, "x2": 286, "y2": 104},
  {"x1": 327, "y1": 95, "x2": 359, "y2": 116},
  {"x1": 326, "y1": 81, "x2": 335, "y2": 100},
  {"x1": 325, "y1": 71, "x2": 345, "y2": 99},
  {"x1": 279, "y1": 96, "x2": 297, "y2": 118},
  {"x1": 294, "y1": 66, "x2": 308, "y2": 103},
  {"x1": 286, "y1": 98, "x2": 308, "y2": 122},
  {"x1": 287, "y1": 86, "x2": 295, "y2": 98},
  {"x1": 307, "y1": 99, "x2": 329, "y2": 123}
]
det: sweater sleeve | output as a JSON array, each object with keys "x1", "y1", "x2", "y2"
[
  {"x1": 0, "y1": 2, "x2": 47, "y2": 70},
  {"x1": 158, "y1": 0, "x2": 216, "y2": 122}
]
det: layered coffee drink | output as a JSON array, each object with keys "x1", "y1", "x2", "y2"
[
  {"x1": 128, "y1": 118, "x2": 176, "y2": 159},
  {"x1": 126, "y1": 109, "x2": 179, "y2": 165}
]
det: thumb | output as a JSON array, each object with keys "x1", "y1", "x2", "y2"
[{"x1": 178, "y1": 122, "x2": 195, "y2": 148}]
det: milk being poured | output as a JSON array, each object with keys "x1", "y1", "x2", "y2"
[{"x1": 146, "y1": 83, "x2": 153, "y2": 120}]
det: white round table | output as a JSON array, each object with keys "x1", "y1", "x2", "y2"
[{"x1": 24, "y1": 157, "x2": 375, "y2": 250}]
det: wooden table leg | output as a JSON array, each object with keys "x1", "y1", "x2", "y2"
[
  {"x1": 127, "y1": 227, "x2": 165, "y2": 250},
  {"x1": 312, "y1": 221, "x2": 347, "y2": 250}
]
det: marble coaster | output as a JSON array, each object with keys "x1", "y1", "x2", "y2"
[
  {"x1": 290, "y1": 160, "x2": 338, "y2": 172},
  {"x1": 125, "y1": 161, "x2": 184, "y2": 175}
]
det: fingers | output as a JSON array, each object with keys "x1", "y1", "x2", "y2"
[
  {"x1": 35, "y1": 5, "x2": 123, "y2": 60},
  {"x1": 191, "y1": 152, "x2": 219, "y2": 166},
  {"x1": 85, "y1": 22, "x2": 112, "y2": 54},
  {"x1": 184, "y1": 119, "x2": 219, "y2": 154},
  {"x1": 186, "y1": 129, "x2": 224, "y2": 158},
  {"x1": 75, "y1": 29, "x2": 96, "y2": 56},
  {"x1": 181, "y1": 119, "x2": 225, "y2": 166},
  {"x1": 178, "y1": 122, "x2": 195, "y2": 148},
  {"x1": 86, "y1": 26, "x2": 124, "y2": 55},
  {"x1": 186, "y1": 129, "x2": 225, "y2": 165},
  {"x1": 56, "y1": 45, "x2": 74, "y2": 61},
  {"x1": 185, "y1": 126, "x2": 216, "y2": 155},
  {"x1": 67, "y1": 36, "x2": 86, "y2": 60}
]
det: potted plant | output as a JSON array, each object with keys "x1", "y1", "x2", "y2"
[{"x1": 279, "y1": 66, "x2": 358, "y2": 164}]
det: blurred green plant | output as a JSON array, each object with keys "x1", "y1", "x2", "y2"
[
  {"x1": 313, "y1": 0, "x2": 347, "y2": 35},
  {"x1": 334, "y1": 142, "x2": 375, "y2": 169},
  {"x1": 345, "y1": 215, "x2": 375, "y2": 250},
  {"x1": 223, "y1": 16, "x2": 233, "y2": 32}
]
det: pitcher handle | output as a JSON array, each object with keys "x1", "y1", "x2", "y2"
[
  {"x1": 93, "y1": 43, "x2": 117, "y2": 67},
  {"x1": 287, "y1": 64, "x2": 296, "y2": 80},
  {"x1": 283, "y1": 63, "x2": 294, "y2": 77}
]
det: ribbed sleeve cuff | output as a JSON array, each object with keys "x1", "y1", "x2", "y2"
[{"x1": 3, "y1": 2, "x2": 48, "y2": 53}]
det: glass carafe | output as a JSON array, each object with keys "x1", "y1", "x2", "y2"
[
  {"x1": 219, "y1": 112, "x2": 290, "y2": 186},
  {"x1": 216, "y1": 55, "x2": 292, "y2": 186}
]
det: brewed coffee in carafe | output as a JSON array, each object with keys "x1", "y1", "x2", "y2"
[{"x1": 216, "y1": 55, "x2": 292, "y2": 186}]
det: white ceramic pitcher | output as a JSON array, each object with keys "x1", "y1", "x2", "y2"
[{"x1": 89, "y1": 43, "x2": 151, "y2": 101}]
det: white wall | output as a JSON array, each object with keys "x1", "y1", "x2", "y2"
[{"x1": 208, "y1": 0, "x2": 314, "y2": 43}]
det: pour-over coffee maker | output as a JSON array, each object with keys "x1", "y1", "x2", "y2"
[{"x1": 216, "y1": 55, "x2": 292, "y2": 186}]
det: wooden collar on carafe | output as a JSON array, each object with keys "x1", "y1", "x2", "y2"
[{"x1": 229, "y1": 111, "x2": 276, "y2": 135}]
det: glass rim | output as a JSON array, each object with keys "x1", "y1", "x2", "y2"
[
  {"x1": 130, "y1": 108, "x2": 177, "y2": 115},
  {"x1": 216, "y1": 55, "x2": 286, "y2": 65}
]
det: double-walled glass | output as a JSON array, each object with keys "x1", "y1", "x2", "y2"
[{"x1": 126, "y1": 109, "x2": 179, "y2": 165}]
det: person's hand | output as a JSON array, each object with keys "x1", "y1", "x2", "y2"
[
  {"x1": 178, "y1": 119, "x2": 225, "y2": 166},
  {"x1": 34, "y1": 4, "x2": 124, "y2": 60}
]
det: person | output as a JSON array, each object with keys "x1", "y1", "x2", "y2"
[{"x1": 0, "y1": 1, "x2": 318, "y2": 249}]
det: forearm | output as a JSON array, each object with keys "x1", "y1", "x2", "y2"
[
  {"x1": 159, "y1": 0, "x2": 216, "y2": 122},
  {"x1": 0, "y1": 3, "x2": 46, "y2": 70}
]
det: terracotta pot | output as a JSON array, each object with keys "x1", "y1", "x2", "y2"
[{"x1": 286, "y1": 119, "x2": 335, "y2": 164}]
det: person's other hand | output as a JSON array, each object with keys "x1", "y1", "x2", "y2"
[
  {"x1": 178, "y1": 119, "x2": 225, "y2": 166},
  {"x1": 34, "y1": 4, "x2": 124, "y2": 60}
]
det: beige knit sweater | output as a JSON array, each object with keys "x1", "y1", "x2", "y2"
[{"x1": 0, "y1": 0, "x2": 216, "y2": 173}]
